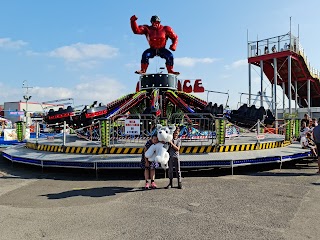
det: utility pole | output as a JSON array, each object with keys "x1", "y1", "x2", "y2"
[{"x1": 22, "y1": 80, "x2": 33, "y2": 127}]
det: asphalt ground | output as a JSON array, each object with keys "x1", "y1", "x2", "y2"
[{"x1": 0, "y1": 152, "x2": 320, "y2": 240}]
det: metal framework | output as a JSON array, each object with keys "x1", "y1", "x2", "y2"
[{"x1": 247, "y1": 32, "x2": 320, "y2": 117}]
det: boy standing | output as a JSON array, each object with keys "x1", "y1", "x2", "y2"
[{"x1": 166, "y1": 128, "x2": 182, "y2": 189}]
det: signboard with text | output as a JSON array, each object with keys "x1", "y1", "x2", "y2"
[
  {"x1": 125, "y1": 119, "x2": 140, "y2": 135},
  {"x1": 9, "y1": 111, "x2": 24, "y2": 116}
]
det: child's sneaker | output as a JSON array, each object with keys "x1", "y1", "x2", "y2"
[
  {"x1": 145, "y1": 182, "x2": 150, "y2": 189},
  {"x1": 151, "y1": 182, "x2": 157, "y2": 189}
]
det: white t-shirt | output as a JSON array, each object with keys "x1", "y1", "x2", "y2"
[
  {"x1": 300, "y1": 136, "x2": 308, "y2": 148},
  {"x1": 300, "y1": 127, "x2": 310, "y2": 138}
]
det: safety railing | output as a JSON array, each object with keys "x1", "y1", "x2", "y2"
[
  {"x1": 248, "y1": 33, "x2": 320, "y2": 81},
  {"x1": 248, "y1": 33, "x2": 291, "y2": 57}
]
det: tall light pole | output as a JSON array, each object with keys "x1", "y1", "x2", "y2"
[{"x1": 22, "y1": 80, "x2": 32, "y2": 126}]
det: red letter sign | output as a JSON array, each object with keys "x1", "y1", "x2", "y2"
[
  {"x1": 174, "y1": 79, "x2": 205, "y2": 93},
  {"x1": 193, "y1": 79, "x2": 204, "y2": 93},
  {"x1": 183, "y1": 80, "x2": 192, "y2": 93}
]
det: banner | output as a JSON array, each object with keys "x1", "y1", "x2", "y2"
[
  {"x1": 9, "y1": 111, "x2": 24, "y2": 116},
  {"x1": 125, "y1": 119, "x2": 140, "y2": 135},
  {"x1": 4, "y1": 129, "x2": 18, "y2": 141}
]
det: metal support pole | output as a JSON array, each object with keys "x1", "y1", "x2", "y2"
[
  {"x1": 294, "y1": 80, "x2": 298, "y2": 112},
  {"x1": 307, "y1": 79, "x2": 311, "y2": 116},
  {"x1": 288, "y1": 56, "x2": 292, "y2": 114},
  {"x1": 257, "y1": 119, "x2": 261, "y2": 143},
  {"x1": 159, "y1": 94, "x2": 163, "y2": 118},
  {"x1": 231, "y1": 160, "x2": 234, "y2": 176},
  {"x1": 95, "y1": 162, "x2": 99, "y2": 179},
  {"x1": 271, "y1": 84, "x2": 274, "y2": 112},
  {"x1": 282, "y1": 82, "x2": 286, "y2": 114},
  {"x1": 260, "y1": 60, "x2": 264, "y2": 107},
  {"x1": 248, "y1": 63, "x2": 252, "y2": 106},
  {"x1": 22, "y1": 80, "x2": 32, "y2": 127},
  {"x1": 273, "y1": 58, "x2": 278, "y2": 118},
  {"x1": 26, "y1": 100, "x2": 28, "y2": 127},
  {"x1": 36, "y1": 121, "x2": 39, "y2": 144},
  {"x1": 63, "y1": 121, "x2": 66, "y2": 146}
]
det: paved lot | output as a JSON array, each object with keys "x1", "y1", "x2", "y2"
[{"x1": 0, "y1": 154, "x2": 320, "y2": 240}]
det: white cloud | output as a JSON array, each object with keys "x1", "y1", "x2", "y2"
[
  {"x1": 0, "y1": 38, "x2": 27, "y2": 49},
  {"x1": 253, "y1": 76, "x2": 261, "y2": 84},
  {"x1": 0, "y1": 82, "x2": 22, "y2": 100},
  {"x1": 0, "y1": 76, "x2": 128, "y2": 106},
  {"x1": 49, "y1": 43, "x2": 118, "y2": 62},
  {"x1": 225, "y1": 59, "x2": 247, "y2": 70},
  {"x1": 21, "y1": 76, "x2": 127, "y2": 105},
  {"x1": 25, "y1": 50, "x2": 41, "y2": 56},
  {"x1": 125, "y1": 62, "x2": 140, "y2": 69},
  {"x1": 74, "y1": 76, "x2": 127, "y2": 103},
  {"x1": 31, "y1": 87, "x2": 73, "y2": 99},
  {"x1": 221, "y1": 74, "x2": 232, "y2": 79},
  {"x1": 175, "y1": 57, "x2": 217, "y2": 67},
  {"x1": 72, "y1": 60, "x2": 100, "y2": 70}
]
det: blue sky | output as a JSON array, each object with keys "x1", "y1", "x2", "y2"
[{"x1": 0, "y1": 0, "x2": 319, "y2": 109}]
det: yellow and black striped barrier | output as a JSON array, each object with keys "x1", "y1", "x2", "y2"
[
  {"x1": 108, "y1": 147, "x2": 144, "y2": 154},
  {"x1": 26, "y1": 140, "x2": 288, "y2": 155},
  {"x1": 215, "y1": 141, "x2": 284, "y2": 152},
  {"x1": 180, "y1": 145, "x2": 216, "y2": 154}
]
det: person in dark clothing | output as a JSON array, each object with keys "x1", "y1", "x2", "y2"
[
  {"x1": 312, "y1": 118, "x2": 320, "y2": 173},
  {"x1": 165, "y1": 128, "x2": 182, "y2": 189},
  {"x1": 302, "y1": 113, "x2": 310, "y2": 127}
]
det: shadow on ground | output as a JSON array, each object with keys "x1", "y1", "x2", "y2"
[{"x1": 40, "y1": 186, "x2": 142, "y2": 199}]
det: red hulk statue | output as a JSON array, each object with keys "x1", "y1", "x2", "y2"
[{"x1": 130, "y1": 15, "x2": 179, "y2": 75}]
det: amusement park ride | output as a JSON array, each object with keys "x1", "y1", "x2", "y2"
[
  {"x1": 44, "y1": 15, "x2": 275, "y2": 134},
  {"x1": 45, "y1": 70, "x2": 226, "y2": 130},
  {"x1": 6, "y1": 15, "x2": 310, "y2": 175}
]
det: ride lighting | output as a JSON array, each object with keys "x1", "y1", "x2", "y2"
[{"x1": 85, "y1": 109, "x2": 108, "y2": 118}]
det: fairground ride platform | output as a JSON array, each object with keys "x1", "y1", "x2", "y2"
[
  {"x1": 25, "y1": 133, "x2": 288, "y2": 155},
  {"x1": 1, "y1": 134, "x2": 311, "y2": 175}
]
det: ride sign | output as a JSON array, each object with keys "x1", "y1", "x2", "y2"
[
  {"x1": 257, "y1": 134, "x2": 265, "y2": 140},
  {"x1": 177, "y1": 79, "x2": 205, "y2": 93},
  {"x1": 9, "y1": 111, "x2": 24, "y2": 115},
  {"x1": 125, "y1": 119, "x2": 140, "y2": 135}
]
